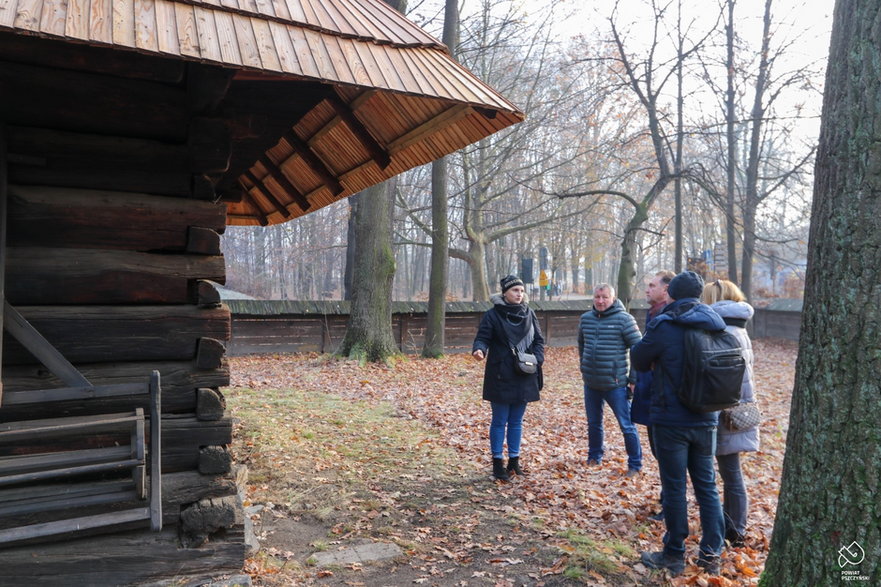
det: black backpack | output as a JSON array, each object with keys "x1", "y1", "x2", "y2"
[{"x1": 677, "y1": 327, "x2": 746, "y2": 413}]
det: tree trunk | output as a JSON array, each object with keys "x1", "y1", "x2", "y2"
[
  {"x1": 724, "y1": 0, "x2": 739, "y2": 284},
  {"x1": 763, "y1": 2, "x2": 881, "y2": 583},
  {"x1": 422, "y1": 0, "x2": 457, "y2": 358},
  {"x1": 468, "y1": 239, "x2": 491, "y2": 301},
  {"x1": 616, "y1": 201, "x2": 649, "y2": 309},
  {"x1": 741, "y1": 0, "x2": 772, "y2": 300},
  {"x1": 336, "y1": 181, "x2": 399, "y2": 362}
]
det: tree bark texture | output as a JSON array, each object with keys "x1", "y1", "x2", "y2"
[
  {"x1": 763, "y1": 2, "x2": 881, "y2": 583},
  {"x1": 337, "y1": 181, "x2": 399, "y2": 362}
]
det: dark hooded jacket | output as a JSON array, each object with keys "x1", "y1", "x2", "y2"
[
  {"x1": 472, "y1": 294, "x2": 545, "y2": 404},
  {"x1": 630, "y1": 298, "x2": 726, "y2": 427}
]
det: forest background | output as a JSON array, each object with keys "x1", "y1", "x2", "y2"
[{"x1": 220, "y1": 0, "x2": 832, "y2": 307}]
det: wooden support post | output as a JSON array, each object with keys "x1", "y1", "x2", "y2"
[
  {"x1": 258, "y1": 155, "x2": 309, "y2": 212},
  {"x1": 1, "y1": 123, "x2": 7, "y2": 403},
  {"x1": 282, "y1": 130, "x2": 344, "y2": 196}
]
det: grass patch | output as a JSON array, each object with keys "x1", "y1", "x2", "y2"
[
  {"x1": 227, "y1": 385, "x2": 457, "y2": 522},
  {"x1": 557, "y1": 528, "x2": 635, "y2": 578}
]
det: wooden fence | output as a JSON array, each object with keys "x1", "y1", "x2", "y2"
[{"x1": 225, "y1": 300, "x2": 802, "y2": 356}]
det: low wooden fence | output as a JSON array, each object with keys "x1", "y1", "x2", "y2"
[{"x1": 225, "y1": 300, "x2": 802, "y2": 356}]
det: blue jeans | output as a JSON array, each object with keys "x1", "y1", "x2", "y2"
[
  {"x1": 717, "y1": 452, "x2": 748, "y2": 536},
  {"x1": 490, "y1": 402, "x2": 527, "y2": 459},
  {"x1": 584, "y1": 386, "x2": 642, "y2": 470},
  {"x1": 652, "y1": 425, "x2": 725, "y2": 559}
]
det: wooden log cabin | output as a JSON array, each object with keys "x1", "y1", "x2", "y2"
[{"x1": 0, "y1": 0, "x2": 523, "y2": 584}]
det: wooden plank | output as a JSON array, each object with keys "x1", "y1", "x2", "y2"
[
  {"x1": 0, "y1": 456, "x2": 143, "y2": 486},
  {"x1": 0, "y1": 507, "x2": 151, "y2": 544},
  {"x1": 213, "y1": 10, "x2": 242, "y2": 66},
  {"x1": 233, "y1": 14, "x2": 262, "y2": 69},
  {"x1": 134, "y1": 0, "x2": 159, "y2": 52},
  {"x1": 64, "y1": 0, "x2": 90, "y2": 40},
  {"x1": 251, "y1": 17, "x2": 280, "y2": 71},
  {"x1": 40, "y1": 0, "x2": 67, "y2": 36},
  {"x1": 173, "y1": 2, "x2": 199, "y2": 58},
  {"x1": 0, "y1": 446, "x2": 133, "y2": 476},
  {"x1": 11, "y1": 0, "x2": 41, "y2": 31},
  {"x1": 0, "y1": 378, "x2": 157, "y2": 408},
  {"x1": 88, "y1": 0, "x2": 113, "y2": 43},
  {"x1": 268, "y1": 20, "x2": 299, "y2": 73},
  {"x1": 0, "y1": 480, "x2": 137, "y2": 517},
  {"x1": 149, "y1": 370, "x2": 162, "y2": 530},
  {"x1": 3, "y1": 301, "x2": 91, "y2": 388},
  {"x1": 0, "y1": 125, "x2": 6, "y2": 403},
  {"x1": 0, "y1": 0, "x2": 20, "y2": 28},
  {"x1": 112, "y1": 0, "x2": 136, "y2": 46},
  {"x1": 0, "y1": 411, "x2": 142, "y2": 438},
  {"x1": 154, "y1": 0, "x2": 180, "y2": 55},
  {"x1": 194, "y1": 5, "x2": 222, "y2": 63}
]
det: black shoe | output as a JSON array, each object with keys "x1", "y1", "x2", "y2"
[
  {"x1": 725, "y1": 527, "x2": 746, "y2": 547},
  {"x1": 697, "y1": 554, "x2": 721, "y2": 575},
  {"x1": 640, "y1": 551, "x2": 685, "y2": 575},
  {"x1": 492, "y1": 458, "x2": 509, "y2": 480},
  {"x1": 648, "y1": 510, "x2": 664, "y2": 521},
  {"x1": 506, "y1": 456, "x2": 525, "y2": 476}
]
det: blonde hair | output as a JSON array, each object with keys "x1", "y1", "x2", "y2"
[{"x1": 701, "y1": 279, "x2": 747, "y2": 305}]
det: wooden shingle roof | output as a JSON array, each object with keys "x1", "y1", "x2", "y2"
[{"x1": 1, "y1": 0, "x2": 525, "y2": 225}]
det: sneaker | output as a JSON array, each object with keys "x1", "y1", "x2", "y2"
[
  {"x1": 725, "y1": 527, "x2": 746, "y2": 547},
  {"x1": 625, "y1": 468, "x2": 640, "y2": 478},
  {"x1": 587, "y1": 459, "x2": 601, "y2": 466},
  {"x1": 697, "y1": 555, "x2": 721, "y2": 575},
  {"x1": 640, "y1": 551, "x2": 685, "y2": 575}
]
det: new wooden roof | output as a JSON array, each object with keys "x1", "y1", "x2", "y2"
[{"x1": 1, "y1": 0, "x2": 525, "y2": 226}]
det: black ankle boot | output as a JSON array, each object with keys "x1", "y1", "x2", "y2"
[
  {"x1": 506, "y1": 456, "x2": 524, "y2": 476},
  {"x1": 492, "y1": 458, "x2": 509, "y2": 480}
]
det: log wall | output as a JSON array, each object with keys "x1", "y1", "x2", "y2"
[{"x1": 0, "y1": 39, "x2": 249, "y2": 584}]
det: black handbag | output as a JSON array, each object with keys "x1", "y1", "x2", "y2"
[{"x1": 509, "y1": 322, "x2": 537, "y2": 375}]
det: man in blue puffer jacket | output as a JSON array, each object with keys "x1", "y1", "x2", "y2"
[
  {"x1": 577, "y1": 284, "x2": 643, "y2": 475},
  {"x1": 630, "y1": 271, "x2": 725, "y2": 576}
]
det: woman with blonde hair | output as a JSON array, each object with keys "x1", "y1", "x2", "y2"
[{"x1": 701, "y1": 279, "x2": 758, "y2": 547}]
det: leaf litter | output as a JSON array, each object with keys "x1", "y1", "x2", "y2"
[{"x1": 225, "y1": 338, "x2": 796, "y2": 586}]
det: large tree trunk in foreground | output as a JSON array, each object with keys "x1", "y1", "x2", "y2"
[
  {"x1": 337, "y1": 181, "x2": 399, "y2": 362},
  {"x1": 763, "y1": 2, "x2": 881, "y2": 583}
]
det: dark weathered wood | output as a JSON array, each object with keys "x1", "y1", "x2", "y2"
[
  {"x1": 0, "y1": 34, "x2": 186, "y2": 84},
  {"x1": 1, "y1": 124, "x2": 7, "y2": 403},
  {"x1": 7, "y1": 185, "x2": 226, "y2": 251},
  {"x1": 0, "y1": 525, "x2": 245, "y2": 585},
  {"x1": 186, "y1": 227, "x2": 222, "y2": 255},
  {"x1": 196, "y1": 388, "x2": 225, "y2": 421},
  {"x1": 198, "y1": 446, "x2": 232, "y2": 474},
  {"x1": 3, "y1": 302, "x2": 90, "y2": 387},
  {"x1": 0, "y1": 61, "x2": 189, "y2": 141},
  {"x1": 0, "y1": 507, "x2": 153, "y2": 545},
  {"x1": 149, "y1": 371, "x2": 162, "y2": 531},
  {"x1": 195, "y1": 337, "x2": 226, "y2": 370},
  {"x1": 2, "y1": 305, "x2": 230, "y2": 366},
  {"x1": 0, "y1": 480, "x2": 138, "y2": 517},
  {"x1": 1, "y1": 360, "x2": 228, "y2": 417},
  {"x1": 188, "y1": 118, "x2": 232, "y2": 174},
  {"x1": 186, "y1": 64, "x2": 234, "y2": 115},
  {"x1": 193, "y1": 280, "x2": 222, "y2": 308},
  {"x1": 5, "y1": 247, "x2": 225, "y2": 305}
]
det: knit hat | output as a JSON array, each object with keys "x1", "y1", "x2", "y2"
[
  {"x1": 667, "y1": 270, "x2": 705, "y2": 300},
  {"x1": 500, "y1": 275, "x2": 524, "y2": 293}
]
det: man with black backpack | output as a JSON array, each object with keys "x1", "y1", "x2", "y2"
[{"x1": 630, "y1": 271, "x2": 727, "y2": 576}]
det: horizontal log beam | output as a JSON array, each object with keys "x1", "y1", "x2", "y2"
[
  {"x1": 1, "y1": 306, "x2": 230, "y2": 366},
  {"x1": 0, "y1": 360, "x2": 230, "y2": 419},
  {"x1": 8, "y1": 185, "x2": 226, "y2": 250},
  {"x1": 6, "y1": 247, "x2": 225, "y2": 305}
]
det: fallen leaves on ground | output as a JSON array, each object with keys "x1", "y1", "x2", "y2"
[{"x1": 226, "y1": 338, "x2": 796, "y2": 585}]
